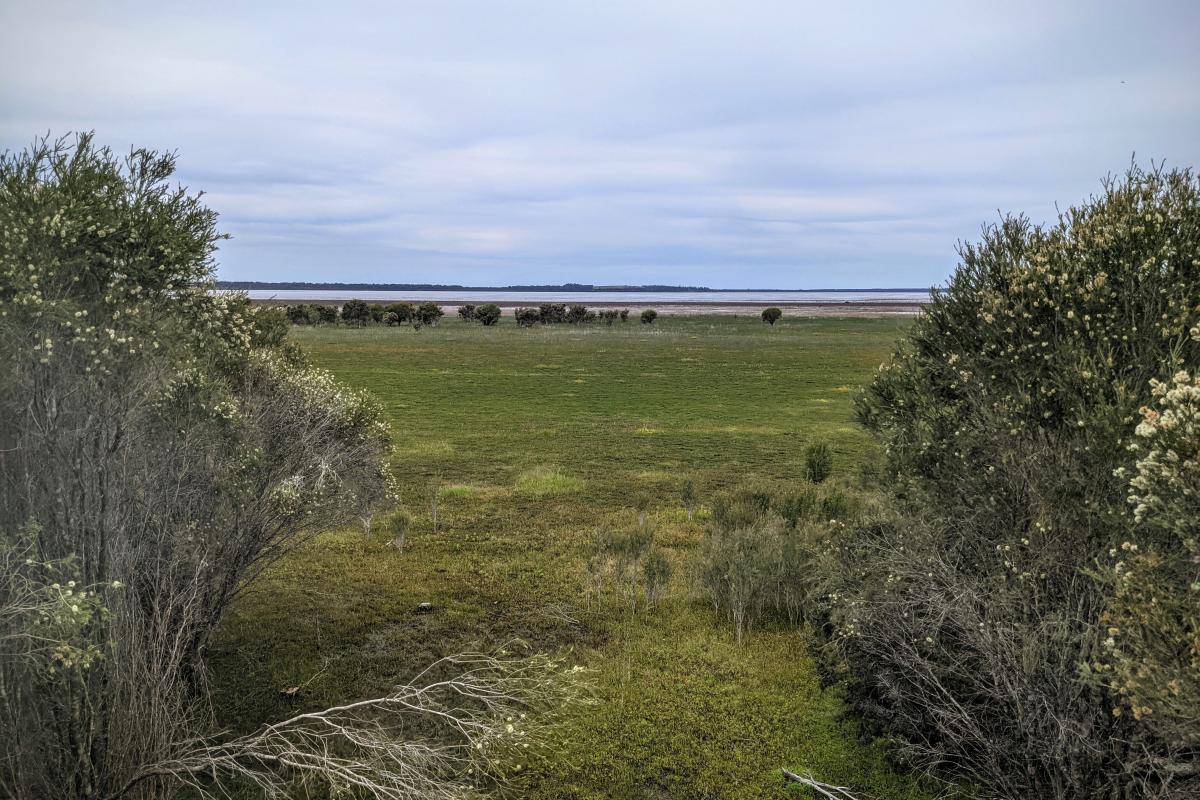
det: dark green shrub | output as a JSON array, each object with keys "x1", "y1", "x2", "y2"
[
  {"x1": 285, "y1": 304, "x2": 319, "y2": 325},
  {"x1": 385, "y1": 302, "x2": 412, "y2": 322},
  {"x1": 382, "y1": 311, "x2": 400, "y2": 326},
  {"x1": 761, "y1": 307, "x2": 782, "y2": 325},
  {"x1": 803, "y1": 443, "x2": 832, "y2": 483},
  {"x1": 640, "y1": 309, "x2": 657, "y2": 324},
  {"x1": 340, "y1": 298, "x2": 371, "y2": 326},
  {"x1": 599, "y1": 309, "x2": 619, "y2": 325},
  {"x1": 567, "y1": 304, "x2": 590, "y2": 324},
  {"x1": 413, "y1": 301, "x2": 443, "y2": 327},
  {"x1": 514, "y1": 307, "x2": 540, "y2": 327},
  {"x1": 619, "y1": 309, "x2": 630, "y2": 322},
  {"x1": 368, "y1": 303, "x2": 385, "y2": 323},
  {"x1": 316, "y1": 304, "x2": 338, "y2": 324},
  {"x1": 250, "y1": 306, "x2": 289, "y2": 347},
  {"x1": 539, "y1": 303, "x2": 567, "y2": 324},
  {"x1": 475, "y1": 303, "x2": 501, "y2": 326},
  {"x1": 828, "y1": 164, "x2": 1200, "y2": 798},
  {"x1": 457, "y1": 304, "x2": 476, "y2": 321}
]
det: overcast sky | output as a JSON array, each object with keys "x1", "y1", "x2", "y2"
[{"x1": 2, "y1": 1, "x2": 1198, "y2": 288}]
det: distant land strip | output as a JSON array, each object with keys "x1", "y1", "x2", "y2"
[{"x1": 216, "y1": 281, "x2": 928, "y2": 293}]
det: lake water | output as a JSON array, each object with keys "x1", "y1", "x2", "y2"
[{"x1": 241, "y1": 289, "x2": 929, "y2": 305}]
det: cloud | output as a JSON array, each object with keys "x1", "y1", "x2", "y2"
[{"x1": 2, "y1": 0, "x2": 1197, "y2": 287}]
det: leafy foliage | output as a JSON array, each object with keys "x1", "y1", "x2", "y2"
[
  {"x1": 829, "y1": 164, "x2": 1200, "y2": 798},
  {"x1": 761, "y1": 307, "x2": 782, "y2": 325},
  {"x1": 475, "y1": 303, "x2": 502, "y2": 326},
  {"x1": 0, "y1": 133, "x2": 396, "y2": 799},
  {"x1": 640, "y1": 309, "x2": 658, "y2": 324}
]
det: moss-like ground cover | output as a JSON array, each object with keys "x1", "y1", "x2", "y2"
[{"x1": 209, "y1": 314, "x2": 929, "y2": 799}]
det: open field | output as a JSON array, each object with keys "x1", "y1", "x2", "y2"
[{"x1": 208, "y1": 314, "x2": 930, "y2": 799}]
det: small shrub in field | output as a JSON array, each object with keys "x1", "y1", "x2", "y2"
[
  {"x1": 383, "y1": 509, "x2": 411, "y2": 552},
  {"x1": 587, "y1": 526, "x2": 662, "y2": 612},
  {"x1": 414, "y1": 301, "x2": 443, "y2": 327},
  {"x1": 599, "y1": 309, "x2": 619, "y2": 325},
  {"x1": 458, "y1": 304, "x2": 476, "y2": 321},
  {"x1": 619, "y1": 309, "x2": 629, "y2": 322},
  {"x1": 385, "y1": 302, "x2": 413, "y2": 322},
  {"x1": 316, "y1": 304, "x2": 338, "y2": 324},
  {"x1": 761, "y1": 307, "x2": 782, "y2": 325},
  {"x1": 680, "y1": 478, "x2": 697, "y2": 521},
  {"x1": 514, "y1": 307, "x2": 540, "y2": 327},
  {"x1": 369, "y1": 304, "x2": 385, "y2": 323},
  {"x1": 382, "y1": 311, "x2": 400, "y2": 326},
  {"x1": 633, "y1": 492, "x2": 651, "y2": 527},
  {"x1": 803, "y1": 442, "x2": 832, "y2": 483},
  {"x1": 340, "y1": 299, "x2": 371, "y2": 326},
  {"x1": 539, "y1": 303, "x2": 567, "y2": 324},
  {"x1": 567, "y1": 304, "x2": 590, "y2": 324},
  {"x1": 640, "y1": 309, "x2": 657, "y2": 324},
  {"x1": 642, "y1": 548, "x2": 672, "y2": 606},
  {"x1": 475, "y1": 303, "x2": 501, "y2": 326}
]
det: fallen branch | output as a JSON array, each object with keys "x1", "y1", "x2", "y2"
[{"x1": 782, "y1": 769, "x2": 868, "y2": 800}]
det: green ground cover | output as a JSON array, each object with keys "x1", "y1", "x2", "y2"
[{"x1": 208, "y1": 314, "x2": 930, "y2": 799}]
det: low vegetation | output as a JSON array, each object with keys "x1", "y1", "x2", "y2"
[{"x1": 210, "y1": 314, "x2": 929, "y2": 799}]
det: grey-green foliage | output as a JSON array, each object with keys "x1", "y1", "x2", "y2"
[
  {"x1": 0, "y1": 134, "x2": 396, "y2": 799},
  {"x1": 803, "y1": 442, "x2": 832, "y2": 483},
  {"x1": 835, "y1": 164, "x2": 1200, "y2": 799},
  {"x1": 586, "y1": 525, "x2": 671, "y2": 612},
  {"x1": 699, "y1": 485, "x2": 849, "y2": 643}
]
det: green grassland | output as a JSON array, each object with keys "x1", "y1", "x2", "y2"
[{"x1": 208, "y1": 314, "x2": 929, "y2": 799}]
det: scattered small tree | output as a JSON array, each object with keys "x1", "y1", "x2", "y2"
[
  {"x1": 458, "y1": 304, "x2": 477, "y2": 321},
  {"x1": 619, "y1": 309, "x2": 630, "y2": 322},
  {"x1": 385, "y1": 302, "x2": 413, "y2": 323},
  {"x1": 567, "y1": 304, "x2": 590, "y2": 324},
  {"x1": 640, "y1": 309, "x2": 657, "y2": 324},
  {"x1": 761, "y1": 307, "x2": 782, "y2": 325},
  {"x1": 475, "y1": 303, "x2": 501, "y2": 326},
  {"x1": 514, "y1": 307, "x2": 541, "y2": 327},
  {"x1": 340, "y1": 298, "x2": 372, "y2": 326},
  {"x1": 539, "y1": 303, "x2": 567, "y2": 324},
  {"x1": 414, "y1": 301, "x2": 444, "y2": 327}
]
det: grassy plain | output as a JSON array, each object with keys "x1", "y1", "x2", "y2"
[{"x1": 209, "y1": 314, "x2": 928, "y2": 799}]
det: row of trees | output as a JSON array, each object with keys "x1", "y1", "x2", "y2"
[
  {"x1": 513, "y1": 304, "x2": 657, "y2": 326},
  {"x1": 284, "y1": 301, "x2": 663, "y2": 328},
  {"x1": 286, "y1": 300, "x2": 446, "y2": 327}
]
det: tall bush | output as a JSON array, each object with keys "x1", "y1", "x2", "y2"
[
  {"x1": 475, "y1": 303, "x2": 501, "y2": 326},
  {"x1": 340, "y1": 298, "x2": 371, "y2": 325},
  {"x1": 0, "y1": 134, "x2": 397, "y2": 799},
  {"x1": 832, "y1": 165, "x2": 1200, "y2": 798}
]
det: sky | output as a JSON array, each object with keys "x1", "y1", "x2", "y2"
[{"x1": 1, "y1": 1, "x2": 1198, "y2": 289}]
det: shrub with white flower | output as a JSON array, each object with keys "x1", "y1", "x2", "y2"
[
  {"x1": 0, "y1": 134, "x2": 397, "y2": 800},
  {"x1": 834, "y1": 164, "x2": 1200, "y2": 799},
  {"x1": 1096, "y1": 370, "x2": 1200, "y2": 746}
]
